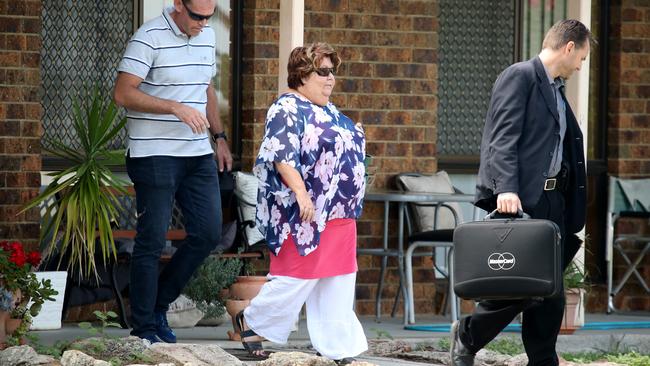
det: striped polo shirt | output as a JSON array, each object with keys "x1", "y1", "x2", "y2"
[{"x1": 118, "y1": 6, "x2": 216, "y2": 158}]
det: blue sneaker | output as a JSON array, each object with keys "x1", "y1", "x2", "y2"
[{"x1": 154, "y1": 311, "x2": 177, "y2": 343}]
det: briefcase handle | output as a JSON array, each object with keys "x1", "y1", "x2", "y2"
[{"x1": 485, "y1": 209, "x2": 531, "y2": 220}]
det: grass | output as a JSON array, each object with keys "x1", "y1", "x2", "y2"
[{"x1": 484, "y1": 336, "x2": 525, "y2": 356}]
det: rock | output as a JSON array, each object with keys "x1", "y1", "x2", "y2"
[
  {"x1": 145, "y1": 343, "x2": 244, "y2": 366},
  {"x1": 467, "y1": 349, "x2": 515, "y2": 366},
  {"x1": 0, "y1": 345, "x2": 59, "y2": 366},
  {"x1": 367, "y1": 339, "x2": 412, "y2": 356},
  {"x1": 60, "y1": 350, "x2": 110, "y2": 366},
  {"x1": 383, "y1": 350, "x2": 448, "y2": 364},
  {"x1": 503, "y1": 353, "x2": 529, "y2": 366},
  {"x1": 256, "y1": 352, "x2": 337, "y2": 366},
  {"x1": 68, "y1": 336, "x2": 165, "y2": 364}
]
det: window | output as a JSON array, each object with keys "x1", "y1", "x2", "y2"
[
  {"x1": 41, "y1": 0, "x2": 137, "y2": 156},
  {"x1": 436, "y1": 0, "x2": 567, "y2": 171}
]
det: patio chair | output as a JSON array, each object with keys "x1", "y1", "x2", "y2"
[
  {"x1": 606, "y1": 176, "x2": 650, "y2": 313},
  {"x1": 397, "y1": 172, "x2": 464, "y2": 323},
  {"x1": 233, "y1": 171, "x2": 267, "y2": 257}
]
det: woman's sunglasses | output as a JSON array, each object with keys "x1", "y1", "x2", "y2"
[
  {"x1": 314, "y1": 67, "x2": 335, "y2": 77},
  {"x1": 182, "y1": 1, "x2": 214, "y2": 21}
]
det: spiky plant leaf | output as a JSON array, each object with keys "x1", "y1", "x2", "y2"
[{"x1": 21, "y1": 86, "x2": 128, "y2": 281}]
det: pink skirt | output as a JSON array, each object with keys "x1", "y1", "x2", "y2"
[{"x1": 269, "y1": 218, "x2": 358, "y2": 279}]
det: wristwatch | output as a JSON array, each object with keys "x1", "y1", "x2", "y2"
[{"x1": 211, "y1": 131, "x2": 227, "y2": 142}]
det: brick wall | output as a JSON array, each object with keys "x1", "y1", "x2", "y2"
[
  {"x1": 0, "y1": 0, "x2": 42, "y2": 247},
  {"x1": 598, "y1": 0, "x2": 650, "y2": 312},
  {"x1": 241, "y1": 0, "x2": 441, "y2": 316},
  {"x1": 608, "y1": 2, "x2": 650, "y2": 176}
]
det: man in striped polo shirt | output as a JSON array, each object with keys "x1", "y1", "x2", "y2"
[{"x1": 113, "y1": 0, "x2": 232, "y2": 344}]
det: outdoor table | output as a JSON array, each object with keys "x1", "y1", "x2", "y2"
[{"x1": 360, "y1": 189, "x2": 476, "y2": 325}]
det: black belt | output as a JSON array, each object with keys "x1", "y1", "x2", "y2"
[{"x1": 544, "y1": 168, "x2": 568, "y2": 192}]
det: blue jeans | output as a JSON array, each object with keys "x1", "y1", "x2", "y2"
[{"x1": 126, "y1": 153, "x2": 222, "y2": 337}]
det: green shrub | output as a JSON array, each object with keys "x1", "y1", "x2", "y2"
[{"x1": 182, "y1": 256, "x2": 242, "y2": 318}]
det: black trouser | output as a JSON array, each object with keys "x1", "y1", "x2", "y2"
[{"x1": 458, "y1": 189, "x2": 574, "y2": 366}]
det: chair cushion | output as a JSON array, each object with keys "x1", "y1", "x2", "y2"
[
  {"x1": 234, "y1": 172, "x2": 265, "y2": 246},
  {"x1": 408, "y1": 229, "x2": 454, "y2": 243},
  {"x1": 398, "y1": 171, "x2": 463, "y2": 231}
]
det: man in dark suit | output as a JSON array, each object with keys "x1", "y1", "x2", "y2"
[{"x1": 451, "y1": 20, "x2": 593, "y2": 366}]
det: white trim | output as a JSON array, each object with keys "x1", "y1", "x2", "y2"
[
  {"x1": 278, "y1": 0, "x2": 304, "y2": 93},
  {"x1": 566, "y1": 0, "x2": 592, "y2": 329}
]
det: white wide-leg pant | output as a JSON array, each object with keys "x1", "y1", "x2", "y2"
[{"x1": 243, "y1": 272, "x2": 368, "y2": 360}]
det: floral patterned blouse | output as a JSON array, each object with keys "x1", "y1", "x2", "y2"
[{"x1": 254, "y1": 93, "x2": 366, "y2": 256}]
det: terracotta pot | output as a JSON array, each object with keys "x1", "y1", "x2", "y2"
[
  {"x1": 560, "y1": 288, "x2": 583, "y2": 334},
  {"x1": 235, "y1": 275, "x2": 268, "y2": 283},
  {"x1": 225, "y1": 299, "x2": 251, "y2": 318},
  {"x1": 229, "y1": 281, "x2": 264, "y2": 300},
  {"x1": 225, "y1": 299, "x2": 250, "y2": 341}
]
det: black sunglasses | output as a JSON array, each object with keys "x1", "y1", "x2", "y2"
[
  {"x1": 314, "y1": 67, "x2": 335, "y2": 77},
  {"x1": 182, "y1": 1, "x2": 214, "y2": 21}
]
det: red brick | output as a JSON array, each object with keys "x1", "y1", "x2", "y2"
[
  {"x1": 334, "y1": 14, "x2": 361, "y2": 28},
  {"x1": 347, "y1": 62, "x2": 372, "y2": 77},
  {"x1": 0, "y1": 51, "x2": 20, "y2": 67},
  {"x1": 375, "y1": 64, "x2": 398, "y2": 77},
  {"x1": 387, "y1": 111, "x2": 412, "y2": 125},
  {"x1": 0, "y1": 121, "x2": 20, "y2": 136},
  {"x1": 0, "y1": 17, "x2": 21, "y2": 32},
  {"x1": 365, "y1": 142, "x2": 386, "y2": 157},
  {"x1": 5, "y1": 34, "x2": 25, "y2": 50},
  {"x1": 24, "y1": 1, "x2": 41, "y2": 16},
  {"x1": 22, "y1": 18, "x2": 40, "y2": 33},
  {"x1": 25, "y1": 103, "x2": 41, "y2": 120},
  {"x1": 4, "y1": 69, "x2": 25, "y2": 84},
  {"x1": 359, "y1": 47, "x2": 384, "y2": 62},
  {"x1": 360, "y1": 111, "x2": 386, "y2": 125},
  {"x1": 25, "y1": 34, "x2": 41, "y2": 51},
  {"x1": 413, "y1": 17, "x2": 438, "y2": 32},
  {"x1": 374, "y1": 32, "x2": 401, "y2": 47},
  {"x1": 6, "y1": 104, "x2": 24, "y2": 119},
  {"x1": 386, "y1": 48, "x2": 412, "y2": 62},
  {"x1": 349, "y1": 0, "x2": 376, "y2": 13},
  {"x1": 413, "y1": 49, "x2": 437, "y2": 63},
  {"x1": 361, "y1": 15, "x2": 387, "y2": 30},
  {"x1": 21, "y1": 155, "x2": 41, "y2": 171},
  {"x1": 338, "y1": 47, "x2": 362, "y2": 62},
  {"x1": 308, "y1": 13, "x2": 334, "y2": 28},
  {"x1": 386, "y1": 143, "x2": 410, "y2": 157},
  {"x1": 622, "y1": 7, "x2": 645, "y2": 22},
  {"x1": 622, "y1": 39, "x2": 644, "y2": 53},
  {"x1": 321, "y1": 0, "x2": 348, "y2": 12},
  {"x1": 376, "y1": 0, "x2": 399, "y2": 14}
]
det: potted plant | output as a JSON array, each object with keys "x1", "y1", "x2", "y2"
[
  {"x1": 21, "y1": 86, "x2": 128, "y2": 281},
  {"x1": 182, "y1": 256, "x2": 243, "y2": 326},
  {"x1": 0, "y1": 241, "x2": 57, "y2": 347},
  {"x1": 561, "y1": 260, "x2": 589, "y2": 334}
]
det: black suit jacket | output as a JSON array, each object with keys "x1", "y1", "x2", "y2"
[{"x1": 475, "y1": 56, "x2": 586, "y2": 235}]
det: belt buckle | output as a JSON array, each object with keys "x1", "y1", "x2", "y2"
[{"x1": 544, "y1": 178, "x2": 557, "y2": 191}]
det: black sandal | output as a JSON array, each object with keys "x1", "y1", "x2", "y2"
[
  {"x1": 316, "y1": 352, "x2": 356, "y2": 365},
  {"x1": 234, "y1": 310, "x2": 268, "y2": 359}
]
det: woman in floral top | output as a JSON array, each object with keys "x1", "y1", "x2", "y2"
[{"x1": 235, "y1": 43, "x2": 368, "y2": 364}]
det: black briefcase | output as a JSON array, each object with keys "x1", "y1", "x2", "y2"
[{"x1": 453, "y1": 211, "x2": 562, "y2": 300}]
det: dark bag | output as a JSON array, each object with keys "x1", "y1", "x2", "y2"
[{"x1": 452, "y1": 210, "x2": 562, "y2": 300}]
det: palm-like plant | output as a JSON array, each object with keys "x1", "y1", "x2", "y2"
[{"x1": 22, "y1": 87, "x2": 128, "y2": 280}]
